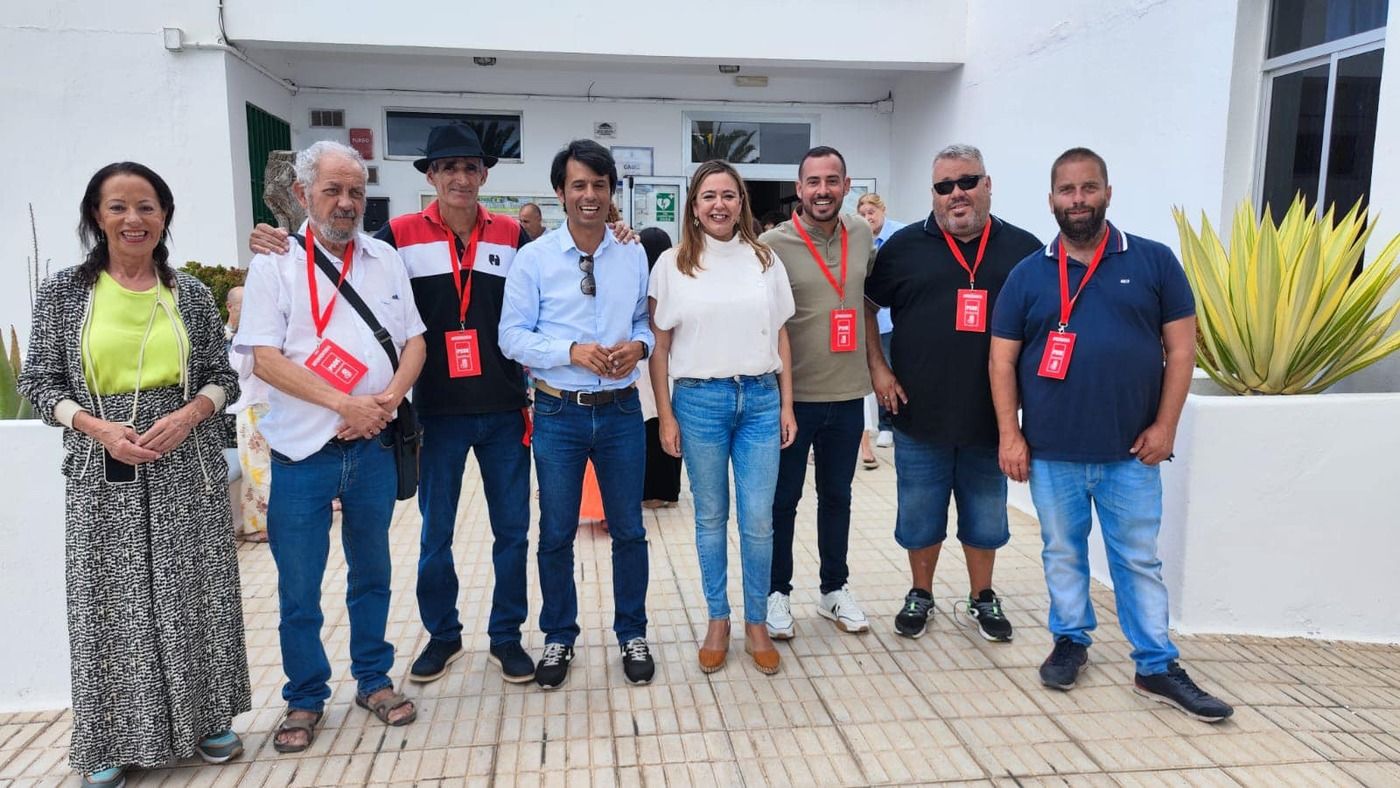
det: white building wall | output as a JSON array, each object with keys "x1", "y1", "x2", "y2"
[
  {"x1": 888, "y1": 0, "x2": 1243, "y2": 247},
  {"x1": 225, "y1": 0, "x2": 966, "y2": 69},
  {"x1": 225, "y1": 57, "x2": 297, "y2": 267},
  {"x1": 1, "y1": 2, "x2": 248, "y2": 343}
]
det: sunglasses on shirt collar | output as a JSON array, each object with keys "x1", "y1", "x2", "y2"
[
  {"x1": 933, "y1": 174, "x2": 986, "y2": 196},
  {"x1": 579, "y1": 254, "x2": 595, "y2": 296}
]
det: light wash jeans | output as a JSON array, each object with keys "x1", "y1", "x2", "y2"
[
  {"x1": 1029, "y1": 458, "x2": 1180, "y2": 676},
  {"x1": 672, "y1": 374, "x2": 780, "y2": 624}
]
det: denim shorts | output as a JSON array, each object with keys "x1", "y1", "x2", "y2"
[{"x1": 893, "y1": 430, "x2": 1009, "y2": 550}]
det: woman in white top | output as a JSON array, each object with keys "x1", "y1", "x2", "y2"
[{"x1": 648, "y1": 160, "x2": 797, "y2": 675}]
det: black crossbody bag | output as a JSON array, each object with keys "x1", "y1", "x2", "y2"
[{"x1": 295, "y1": 233, "x2": 421, "y2": 500}]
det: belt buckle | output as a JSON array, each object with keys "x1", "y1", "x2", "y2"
[{"x1": 573, "y1": 390, "x2": 589, "y2": 406}]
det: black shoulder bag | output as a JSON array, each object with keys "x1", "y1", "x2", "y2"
[{"x1": 296, "y1": 233, "x2": 421, "y2": 500}]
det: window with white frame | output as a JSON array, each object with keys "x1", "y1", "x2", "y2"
[
  {"x1": 684, "y1": 113, "x2": 816, "y2": 180},
  {"x1": 1258, "y1": 0, "x2": 1386, "y2": 217},
  {"x1": 384, "y1": 109, "x2": 522, "y2": 161}
]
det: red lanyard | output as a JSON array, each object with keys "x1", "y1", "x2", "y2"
[
  {"x1": 791, "y1": 211, "x2": 848, "y2": 304},
  {"x1": 448, "y1": 209, "x2": 485, "y2": 328},
  {"x1": 306, "y1": 228, "x2": 354, "y2": 338},
  {"x1": 1056, "y1": 225, "x2": 1111, "y2": 330},
  {"x1": 942, "y1": 220, "x2": 991, "y2": 287}
]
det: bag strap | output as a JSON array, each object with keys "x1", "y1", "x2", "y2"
[{"x1": 293, "y1": 233, "x2": 399, "y2": 372}]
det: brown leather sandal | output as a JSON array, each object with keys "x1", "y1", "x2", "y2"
[
  {"x1": 745, "y1": 640, "x2": 781, "y2": 675},
  {"x1": 698, "y1": 621, "x2": 730, "y2": 673},
  {"x1": 272, "y1": 709, "x2": 322, "y2": 754},
  {"x1": 355, "y1": 689, "x2": 417, "y2": 726}
]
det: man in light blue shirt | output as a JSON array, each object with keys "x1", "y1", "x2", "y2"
[
  {"x1": 499, "y1": 140, "x2": 655, "y2": 690},
  {"x1": 858, "y1": 193, "x2": 905, "y2": 447}
]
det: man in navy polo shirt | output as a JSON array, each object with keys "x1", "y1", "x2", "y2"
[
  {"x1": 865, "y1": 144, "x2": 1041, "y2": 642},
  {"x1": 988, "y1": 147, "x2": 1233, "y2": 722}
]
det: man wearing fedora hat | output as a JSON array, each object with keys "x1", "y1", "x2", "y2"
[{"x1": 252, "y1": 123, "x2": 538, "y2": 684}]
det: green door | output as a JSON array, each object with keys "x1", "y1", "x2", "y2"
[{"x1": 246, "y1": 103, "x2": 291, "y2": 227}]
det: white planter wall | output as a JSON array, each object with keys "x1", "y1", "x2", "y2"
[
  {"x1": 1161, "y1": 386, "x2": 1400, "y2": 643},
  {"x1": 0, "y1": 421, "x2": 70, "y2": 712}
]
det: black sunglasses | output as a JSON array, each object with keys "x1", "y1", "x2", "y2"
[
  {"x1": 579, "y1": 254, "x2": 595, "y2": 296},
  {"x1": 933, "y1": 174, "x2": 985, "y2": 196}
]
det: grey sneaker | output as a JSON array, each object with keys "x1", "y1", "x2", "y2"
[{"x1": 767, "y1": 592, "x2": 795, "y2": 640}]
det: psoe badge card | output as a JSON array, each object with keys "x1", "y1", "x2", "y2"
[
  {"x1": 1037, "y1": 331, "x2": 1076, "y2": 380},
  {"x1": 306, "y1": 338, "x2": 368, "y2": 393},
  {"x1": 955, "y1": 289, "x2": 987, "y2": 333},
  {"x1": 445, "y1": 329, "x2": 482, "y2": 378},
  {"x1": 829, "y1": 308, "x2": 858, "y2": 353}
]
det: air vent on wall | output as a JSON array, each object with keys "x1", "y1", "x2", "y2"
[
  {"x1": 367, "y1": 166, "x2": 379, "y2": 185},
  {"x1": 310, "y1": 109, "x2": 345, "y2": 128}
]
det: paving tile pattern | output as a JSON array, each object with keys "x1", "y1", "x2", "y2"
[{"x1": 3, "y1": 453, "x2": 1399, "y2": 786}]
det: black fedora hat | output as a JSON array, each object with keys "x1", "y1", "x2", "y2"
[{"x1": 413, "y1": 123, "x2": 499, "y2": 172}]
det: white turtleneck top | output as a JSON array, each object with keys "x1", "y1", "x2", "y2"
[{"x1": 648, "y1": 232, "x2": 796, "y2": 379}]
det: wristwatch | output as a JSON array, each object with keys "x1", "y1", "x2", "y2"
[{"x1": 637, "y1": 340, "x2": 650, "y2": 360}]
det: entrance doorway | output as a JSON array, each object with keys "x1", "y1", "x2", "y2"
[{"x1": 747, "y1": 179, "x2": 798, "y2": 230}]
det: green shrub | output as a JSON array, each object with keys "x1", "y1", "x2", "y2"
[{"x1": 179, "y1": 262, "x2": 247, "y2": 322}]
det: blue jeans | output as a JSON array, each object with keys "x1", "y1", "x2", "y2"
[
  {"x1": 417, "y1": 410, "x2": 531, "y2": 647},
  {"x1": 531, "y1": 389, "x2": 648, "y2": 646},
  {"x1": 268, "y1": 436, "x2": 398, "y2": 712},
  {"x1": 771, "y1": 398, "x2": 864, "y2": 595},
  {"x1": 893, "y1": 432, "x2": 1008, "y2": 550},
  {"x1": 672, "y1": 374, "x2": 780, "y2": 624},
  {"x1": 1029, "y1": 458, "x2": 1180, "y2": 675}
]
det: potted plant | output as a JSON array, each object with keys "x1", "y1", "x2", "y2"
[{"x1": 1138, "y1": 198, "x2": 1400, "y2": 642}]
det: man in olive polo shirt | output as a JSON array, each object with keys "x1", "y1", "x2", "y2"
[{"x1": 760, "y1": 145, "x2": 877, "y2": 638}]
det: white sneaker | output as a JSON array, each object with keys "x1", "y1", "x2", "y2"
[
  {"x1": 876, "y1": 430, "x2": 894, "y2": 448},
  {"x1": 818, "y1": 586, "x2": 870, "y2": 633},
  {"x1": 767, "y1": 592, "x2": 795, "y2": 640}
]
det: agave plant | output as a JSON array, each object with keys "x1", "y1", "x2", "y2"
[
  {"x1": 1174, "y1": 197, "x2": 1400, "y2": 394},
  {"x1": 1, "y1": 326, "x2": 33, "y2": 419}
]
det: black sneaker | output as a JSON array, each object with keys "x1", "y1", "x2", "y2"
[
  {"x1": 620, "y1": 637, "x2": 655, "y2": 685},
  {"x1": 894, "y1": 589, "x2": 935, "y2": 639},
  {"x1": 409, "y1": 637, "x2": 464, "y2": 683},
  {"x1": 1134, "y1": 662, "x2": 1234, "y2": 722},
  {"x1": 488, "y1": 642, "x2": 536, "y2": 684},
  {"x1": 535, "y1": 643, "x2": 574, "y2": 690},
  {"x1": 1039, "y1": 636, "x2": 1088, "y2": 690},
  {"x1": 966, "y1": 589, "x2": 1014, "y2": 642}
]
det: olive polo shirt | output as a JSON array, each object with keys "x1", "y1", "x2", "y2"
[{"x1": 761, "y1": 213, "x2": 875, "y2": 402}]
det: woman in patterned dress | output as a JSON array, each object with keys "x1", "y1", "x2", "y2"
[{"x1": 19, "y1": 162, "x2": 252, "y2": 788}]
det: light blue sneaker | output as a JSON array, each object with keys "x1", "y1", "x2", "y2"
[
  {"x1": 80, "y1": 766, "x2": 125, "y2": 788},
  {"x1": 195, "y1": 730, "x2": 244, "y2": 764}
]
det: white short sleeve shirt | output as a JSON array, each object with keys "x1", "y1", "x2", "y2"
[
  {"x1": 234, "y1": 226, "x2": 427, "y2": 461},
  {"x1": 648, "y1": 234, "x2": 796, "y2": 379}
]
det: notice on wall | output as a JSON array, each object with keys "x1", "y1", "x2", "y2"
[
  {"x1": 594, "y1": 121, "x2": 617, "y2": 139},
  {"x1": 611, "y1": 146, "x2": 654, "y2": 177}
]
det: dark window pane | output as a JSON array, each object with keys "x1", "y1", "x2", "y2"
[
  {"x1": 1324, "y1": 48, "x2": 1384, "y2": 214},
  {"x1": 1261, "y1": 64, "x2": 1330, "y2": 216},
  {"x1": 1268, "y1": 0, "x2": 1387, "y2": 57},
  {"x1": 689, "y1": 120, "x2": 811, "y2": 164},
  {"x1": 385, "y1": 111, "x2": 521, "y2": 159}
]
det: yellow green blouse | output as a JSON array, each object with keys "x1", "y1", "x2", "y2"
[{"x1": 82, "y1": 271, "x2": 188, "y2": 395}]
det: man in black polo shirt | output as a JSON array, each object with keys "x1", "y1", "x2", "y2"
[{"x1": 864, "y1": 144, "x2": 1041, "y2": 641}]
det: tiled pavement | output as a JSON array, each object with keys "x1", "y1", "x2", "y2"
[{"x1": 4, "y1": 448, "x2": 1400, "y2": 787}]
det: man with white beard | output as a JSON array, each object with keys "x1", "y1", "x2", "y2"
[{"x1": 235, "y1": 140, "x2": 427, "y2": 751}]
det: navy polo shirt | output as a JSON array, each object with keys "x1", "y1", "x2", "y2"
[{"x1": 989, "y1": 223, "x2": 1195, "y2": 462}]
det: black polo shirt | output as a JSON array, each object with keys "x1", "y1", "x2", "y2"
[{"x1": 865, "y1": 213, "x2": 1042, "y2": 448}]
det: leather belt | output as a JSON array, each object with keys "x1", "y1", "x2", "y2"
[{"x1": 534, "y1": 380, "x2": 637, "y2": 407}]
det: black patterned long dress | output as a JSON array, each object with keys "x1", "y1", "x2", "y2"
[{"x1": 18, "y1": 267, "x2": 252, "y2": 773}]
